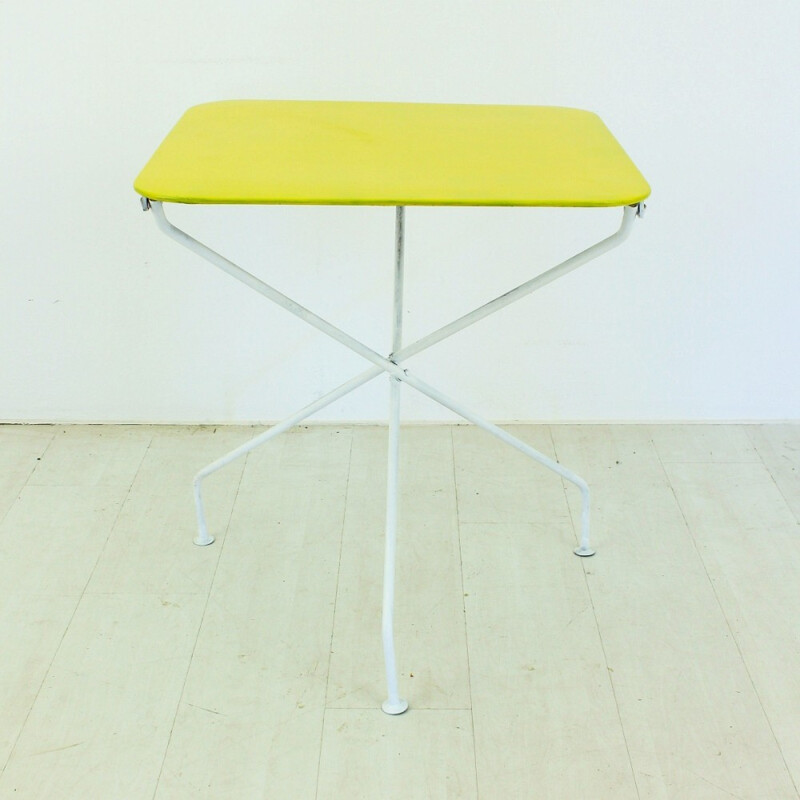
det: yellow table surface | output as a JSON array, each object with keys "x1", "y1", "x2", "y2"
[{"x1": 134, "y1": 100, "x2": 650, "y2": 207}]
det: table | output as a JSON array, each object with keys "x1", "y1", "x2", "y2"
[{"x1": 135, "y1": 100, "x2": 650, "y2": 714}]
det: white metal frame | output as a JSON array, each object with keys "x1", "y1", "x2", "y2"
[{"x1": 144, "y1": 198, "x2": 642, "y2": 714}]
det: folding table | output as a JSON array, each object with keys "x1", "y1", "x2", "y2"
[{"x1": 135, "y1": 100, "x2": 650, "y2": 715}]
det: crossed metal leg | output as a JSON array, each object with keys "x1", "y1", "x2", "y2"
[{"x1": 145, "y1": 199, "x2": 642, "y2": 714}]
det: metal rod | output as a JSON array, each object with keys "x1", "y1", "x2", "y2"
[
  {"x1": 189, "y1": 367, "x2": 383, "y2": 545},
  {"x1": 394, "y1": 366, "x2": 589, "y2": 508},
  {"x1": 397, "y1": 205, "x2": 637, "y2": 363},
  {"x1": 148, "y1": 201, "x2": 636, "y2": 555},
  {"x1": 381, "y1": 207, "x2": 409, "y2": 714},
  {"x1": 392, "y1": 206, "x2": 405, "y2": 355},
  {"x1": 382, "y1": 377, "x2": 405, "y2": 713},
  {"x1": 149, "y1": 202, "x2": 393, "y2": 375},
  {"x1": 392, "y1": 366, "x2": 594, "y2": 557},
  {"x1": 150, "y1": 201, "x2": 635, "y2": 378}
]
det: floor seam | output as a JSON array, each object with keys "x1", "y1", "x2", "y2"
[
  {"x1": 450, "y1": 425, "x2": 480, "y2": 800},
  {"x1": 151, "y1": 437, "x2": 249, "y2": 800},
  {"x1": 314, "y1": 426, "x2": 354, "y2": 800},
  {"x1": 0, "y1": 428, "x2": 152, "y2": 778},
  {"x1": 0, "y1": 428, "x2": 57, "y2": 529},
  {"x1": 745, "y1": 424, "x2": 800, "y2": 528},
  {"x1": 549, "y1": 425, "x2": 642, "y2": 800},
  {"x1": 654, "y1": 440, "x2": 800, "y2": 798}
]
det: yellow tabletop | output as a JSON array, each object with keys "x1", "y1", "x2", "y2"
[{"x1": 134, "y1": 100, "x2": 649, "y2": 207}]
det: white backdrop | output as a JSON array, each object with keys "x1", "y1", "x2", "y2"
[{"x1": 2, "y1": 1, "x2": 798, "y2": 423}]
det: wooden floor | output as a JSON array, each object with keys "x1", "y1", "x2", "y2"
[{"x1": 0, "y1": 423, "x2": 798, "y2": 799}]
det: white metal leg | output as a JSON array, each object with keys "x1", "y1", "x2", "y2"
[
  {"x1": 189, "y1": 367, "x2": 387, "y2": 545},
  {"x1": 144, "y1": 199, "x2": 643, "y2": 709},
  {"x1": 147, "y1": 201, "x2": 640, "y2": 555},
  {"x1": 148, "y1": 202, "x2": 636, "y2": 381},
  {"x1": 147, "y1": 202, "x2": 640, "y2": 552},
  {"x1": 381, "y1": 207, "x2": 409, "y2": 714},
  {"x1": 184, "y1": 201, "x2": 637, "y2": 538},
  {"x1": 382, "y1": 375, "x2": 407, "y2": 713},
  {"x1": 383, "y1": 365, "x2": 595, "y2": 556},
  {"x1": 149, "y1": 201, "x2": 637, "y2": 550}
]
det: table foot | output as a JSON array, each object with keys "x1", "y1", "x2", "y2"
[
  {"x1": 573, "y1": 545, "x2": 596, "y2": 557},
  {"x1": 194, "y1": 533, "x2": 215, "y2": 546},
  {"x1": 382, "y1": 698, "x2": 409, "y2": 715}
]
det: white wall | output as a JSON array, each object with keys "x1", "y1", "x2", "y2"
[{"x1": 2, "y1": 1, "x2": 798, "y2": 423}]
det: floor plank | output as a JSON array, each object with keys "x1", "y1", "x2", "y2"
[
  {"x1": 86, "y1": 426, "x2": 250, "y2": 596},
  {"x1": 666, "y1": 460, "x2": 800, "y2": 793},
  {"x1": 1, "y1": 423, "x2": 798, "y2": 799},
  {"x1": 155, "y1": 426, "x2": 350, "y2": 799},
  {"x1": 0, "y1": 593, "x2": 205, "y2": 799},
  {"x1": 0, "y1": 425, "x2": 54, "y2": 522},
  {"x1": 748, "y1": 423, "x2": 800, "y2": 522},
  {"x1": 461, "y1": 521, "x2": 637, "y2": 800},
  {"x1": 650, "y1": 423, "x2": 760, "y2": 464},
  {"x1": 25, "y1": 425, "x2": 152, "y2": 488},
  {"x1": 551, "y1": 425, "x2": 798, "y2": 799},
  {"x1": 0, "y1": 593, "x2": 78, "y2": 769},
  {"x1": 452, "y1": 424, "x2": 568, "y2": 525},
  {"x1": 0, "y1": 485, "x2": 129, "y2": 596},
  {"x1": 317, "y1": 709, "x2": 476, "y2": 800}
]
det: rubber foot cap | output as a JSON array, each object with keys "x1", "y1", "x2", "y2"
[
  {"x1": 194, "y1": 535, "x2": 215, "y2": 546},
  {"x1": 574, "y1": 546, "x2": 596, "y2": 557},
  {"x1": 381, "y1": 698, "x2": 409, "y2": 715}
]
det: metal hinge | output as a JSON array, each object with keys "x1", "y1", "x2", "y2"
[{"x1": 140, "y1": 197, "x2": 152, "y2": 211}]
